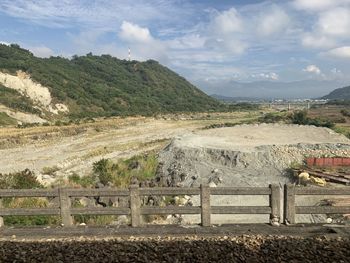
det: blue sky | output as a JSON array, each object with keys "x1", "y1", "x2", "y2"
[{"x1": 1, "y1": 0, "x2": 350, "y2": 92}]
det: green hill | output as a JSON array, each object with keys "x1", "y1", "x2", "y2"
[
  {"x1": 322, "y1": 86, "x2": 350, "y2": 100},
  {"x1": 0, "y1": 44, "x2": 220, "y2": 119}
]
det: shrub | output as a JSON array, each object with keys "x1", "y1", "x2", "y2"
[
  {"x1": 340, "y1": 109, "x2": 350, "y2": 117},
  {"x1": 4, "y1": 197, "x2": 59, "y2": 226},
  {"x1": 258, "y1": 112, "x2": 286, "y2": 123},
  {"x1": 290, "y1": 110, "x2": 335, "y2": 128},
  {"x1": 0, "y1": 169, "x2": 43, "y2": 189},
  {"x1": 92, "y1": 158, "x2": 116, "y2": 185},
  {"x1": 92, "y1": 153, "x2": 158, "y2": 187},
  {"x1": 68, "y1": 172, "x2": 95, "y2": 188}
]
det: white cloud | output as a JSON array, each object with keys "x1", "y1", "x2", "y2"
[
  {"x1": 210, "y1": 8, "x2": 243, "y2": 34},
  {"x1": 256, "y1": 6, "x2": 290, "y2": 37},
  {"x1": 120, "y1": 21, "x2": 153, "y2": 43},
  {"x1": 317, "y1": 8, "x2": 350, "y2": 37},
  {"x1": 331, "y1": 68, "x2": 342, "y2": 74},
  {"x1": 0, "y1": 0, "x2": 188, "y2": 30},
  {"x1": 303, "y1": 65, "x2": 321, "y2": 74},
  {"x1": 168, "y1": 34, "x2": 206, "y2": 49},
  {"x1": 324, "y1": 46, "x2": 350, "y2": 59},
  {"x1": 293, "y1": 0, "x2": 350, "y2": 12},
  {"x1": 28, "y1": 45, "x2": 54, "y2": 58},
  {"x1": 301, "y1": 34, "x2": 337, "y2": 49},
  {"x1": 118, "y1": 21, "x2": 168, "y2": 62},
  {"x1": 205, "y1": 8, "x2": 247, "y2": 55},
  {"x1": 251, "y1": 72, "x2": 279, "y2": 80}
]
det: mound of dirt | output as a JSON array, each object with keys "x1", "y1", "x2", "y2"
[{"x1": 156, "y1": 124, "x2": 350, "y2": 224}]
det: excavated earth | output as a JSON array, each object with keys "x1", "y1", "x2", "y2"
[{"x1": 156, "y1": 124, "x2": 350, "y2": 224}]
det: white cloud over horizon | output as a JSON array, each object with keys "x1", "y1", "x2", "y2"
[{"x1": 303, "y1": 65, "x2": 321, "y2": 75}]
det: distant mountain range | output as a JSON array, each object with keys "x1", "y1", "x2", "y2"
[
  {"x1": 321, "y1": 86, "x2": 350, "y2": 100},
  {"x1": 196, "y1": 79, "x2": 348, "y2": 99}
]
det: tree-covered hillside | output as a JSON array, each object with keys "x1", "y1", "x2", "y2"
[
  {"x1": 0, "y1": 44, "x2": 220, "y2": 118},
  {"x1": 322, "y1": 86, "x2": 350, "y2": 100}
]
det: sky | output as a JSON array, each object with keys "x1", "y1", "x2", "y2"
[{"x1": 1, "y1": 0, "x2": 350, "y2": 97}]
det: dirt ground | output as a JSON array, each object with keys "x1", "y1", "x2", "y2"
[
  {"x1": 0, "y1": 112, "x2": 258, "y2": 182},
  {"x1": 176, "y1": 123, "x2": 350, "y2": 151}
]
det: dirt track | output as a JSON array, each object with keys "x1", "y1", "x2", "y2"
[{"x1": 0, "y1": 113, "x2": 255, "y2": 181}]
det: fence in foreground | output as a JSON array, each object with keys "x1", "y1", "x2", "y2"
[{"x1": 0, "y1": 184, "x2": 349, "y2": 227}]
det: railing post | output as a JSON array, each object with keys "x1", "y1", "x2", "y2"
[
  {"x1": 269, "y1": 184, "x2": 281, "y2": 225},
  {"x1": 58, "y1": 188, "x2": 73, "y2": 227},
  {"x1": 130, "y1": 184, "x2": 141, "y2": 227},
  {"x1": 200, "y1": 184, "x2": 211, "y2": 227},
  {"x1": 284, "y1": 184, "x2": 296, "y2": 224},
  {"x1": 0, "y1": 198, "x2": 4, "y2": 227}
]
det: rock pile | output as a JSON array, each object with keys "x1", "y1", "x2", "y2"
[
  {"x1": 156, "y1": 124, "x2": 350, "y2": 188},
  {"x1": 155, "y1": 124, "x2": 350, "y2": 224}
]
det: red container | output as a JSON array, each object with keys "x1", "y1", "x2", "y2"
[
  {"x1": 324, "y1": 158, "x2": 333, "y2": 166},
  {"x1": 342, "y1": 158, "x2": 350, "y2": 166},
  {"x1": 306, "y1": 158, "x2": 315, "y2": 166},
  {"x1": 315, "y1": 158, "x2": 325, "y2": 166},
  {"x1": 333, "y1": 158, "x2": 343, "y2": 166}
]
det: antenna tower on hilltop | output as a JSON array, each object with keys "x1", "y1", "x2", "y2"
[{"x1": 128, "y1": 47, "x2": 131, "y2": 61}]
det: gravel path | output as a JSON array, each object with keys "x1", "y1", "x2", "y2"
[{"x1": 0, "y1": 235, "x2": 349, "y2": 262}]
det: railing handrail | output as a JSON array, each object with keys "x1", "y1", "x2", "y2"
[
  {"x1": 0, "y1": 184, "x2": 348, "y2": 228},
  {"x1": 284, "y1": 184, "x2": 350, "y2": 224}
]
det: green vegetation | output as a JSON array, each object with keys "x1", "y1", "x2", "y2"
[
  {"x1": 258, "y1": 112, "x2": 287, "y2": 123},
  {"x1": 322, "y1": 86, "x2": 350, "y2": 100},
  {"x1": 326, "y1": 100, "x2": 350, "y2": 106},
  {"x1": 226, "y1": 103, "x2": 260, "y2": 111},
  {"x1": 0, "y1": 44, "x2": 220, "y2": 118},
  {"x1": 68, "y1": 172, "x2": 95, "y2": 188},
  {"x1": 290, "y1": 110, "x2": 335, "y2": 128},
  {"x1": 92, "y1": 153, "x2": 158, "y2": 187},
  {"x1": 0, "y1": 169, "x2": 43, "y2": 189},
  {"x1": 3, "y1": 197, "x2": 59, "y2": 226},
  {"x1": 0, "y1": 169, "x2": 59, "y2": 226},
  {"x1": 340, "y1": 109, "x2": 350, "y2": 117},
  {"x1": 0, "y1": 112, "x2": 17, "y2": 126},
  {"x1": 0, "y1": 84, "x2": 40, "y2": 114},
  {"x1": 333, "y1": 126, "x2": 350, "y2": 139}
]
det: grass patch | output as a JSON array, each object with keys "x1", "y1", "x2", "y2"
[
  {"x1": 0, "y1": 169, "x2": 59, "y2": 226},
  {"x1": 0, "y1": 169, "x2": 43, "y2": 189},
  {"x1": 3, "y1": 197, "x2": 59, "y2": 226},
  {"x1": 333, "y1": 126, "x2": 350, "y2": 139},
  {"x1": 41, "y1": 165, "x2": 60, "y2": 175},
  {"x1": 0, "y1": 112, "x2": 17, "y2": 126},
  {"x1": 68, "y1": 172, "x2": 95, "y2": 188},
  {"x1": 93, "y1": 152, "x2": 158, "y2": 187}
]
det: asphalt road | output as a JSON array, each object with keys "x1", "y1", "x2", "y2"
[{"x1": 1, "y1": 224, "x2": 350, "y2": 240}]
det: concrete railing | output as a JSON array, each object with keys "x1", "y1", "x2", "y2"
[
  {"x1": 0, "y1": 185, "x2": 278, "y2": 227},
  {"x1": 284, "y1": 184, "x2": 350, "y2": 224},
  {"x1": 0, "y1": 184, "x2": 348, "y2": 227}
]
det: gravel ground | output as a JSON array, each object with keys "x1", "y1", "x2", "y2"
[{"x1": 0, "y1": 235, "x2": 349, "y2": 262}]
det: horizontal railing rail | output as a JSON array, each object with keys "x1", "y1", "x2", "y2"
[
  {"x1": 0, "y1": 184, "x2": 278, "y2": 227},
  {"x1": 284, "y1": 184, "x2": 350, "y2": 224},
  {"x1": 0, "y1": 184, "x2": 348, "y2": 227}
]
